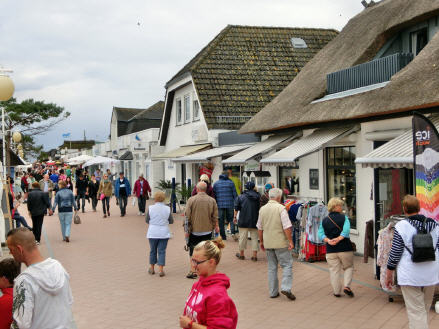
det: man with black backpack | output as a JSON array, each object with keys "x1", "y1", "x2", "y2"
[{"x1": 386, "y1": 195, "x2": 439, "y2": 329}]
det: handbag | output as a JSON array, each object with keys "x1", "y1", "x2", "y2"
[
  {"x1": 74, "y1": 213, "x2": 81, "y2": 224},
  {"x1": 327, "y1": 215, "x2": 356, "y2": 252},
  {"x1": 100, "y1": 193, "x2": 105, "y2": 200}
]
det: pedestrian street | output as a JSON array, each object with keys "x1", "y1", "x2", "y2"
[{"x1": 1, "y1": 198, "x2": 436, "y2": 329}]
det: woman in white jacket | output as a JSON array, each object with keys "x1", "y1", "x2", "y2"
[
  {"x1": 146, "y1": 191, "x2": 173, "y2": 277},
  {"x1": 386, "y1": 195, "x2": 439, "y2": 329}
]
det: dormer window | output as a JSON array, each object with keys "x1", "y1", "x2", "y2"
[
  {"x1": 176, "y1": 98, "x2": 182, "y2": 125},
  {"x1": 184, "y1": 94, "x2": 191, "y2": 123},
  {"x1": 410, "y1": 28, "x2": 428, "y2": 55}
]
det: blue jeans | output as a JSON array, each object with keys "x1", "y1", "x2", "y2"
[
  {"x1": 14, "y1": 213, "x2": 30, "y2": 228},
  {"x1": 218, "y1": 207, "x2": 236, "y2": 240},
  {"x1": 266, "y1": 247, "x2": 293, "y2": 297},
  {"x1": 149, "y1": 238, "x2": 169, "y2": 266},
  {"x1": 59, "y1": 212, "x2": 73, "y2": 239}
]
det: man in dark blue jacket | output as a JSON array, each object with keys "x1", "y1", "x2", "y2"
[
  {"x1": 213, "y1": 172, "x2": 238, "y2": 240},
  {"x1": 234, "y1": 181, "x2": 260, "y2": 260},
  {"x1": 115, "y1": 172, "x2": 131, "y2": 217}
]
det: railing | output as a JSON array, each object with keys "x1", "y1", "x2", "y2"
[{"x1": 327, "y1": 53, "x2": 414, "y2": 94}]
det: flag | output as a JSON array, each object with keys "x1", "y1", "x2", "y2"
[
  {"x1": 135, "y1": 134, "x2": 141, "y2": 141},
  {"x1": 62, "y1": 133, "x2": 71, "y2": 138},
  {"x1": 412, "y1": 113, "x2": 439, "y2": 221}
]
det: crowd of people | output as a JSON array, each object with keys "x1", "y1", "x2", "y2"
[
  {"x1": 1, "y1": 166, "x2": 438, "y2": 329},
  {"x1": 6, "y1": 165, "x2": 152, "y2": 244}
]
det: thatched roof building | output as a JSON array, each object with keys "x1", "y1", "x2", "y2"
[{"x1": 240, "y1": 0, "x2": 439, "y2": 134}]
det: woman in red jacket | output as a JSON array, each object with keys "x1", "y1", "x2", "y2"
[{"x1": 179, "y1": 238, "x2": 238, "y2": 329}]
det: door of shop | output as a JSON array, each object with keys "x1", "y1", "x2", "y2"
[{"x1": 374, "y1": 168, "x2": 413, "y2": 240}]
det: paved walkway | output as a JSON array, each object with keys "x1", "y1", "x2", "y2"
[{"x1": 2, "y1": 198, "x2": 439, "y2": 328}]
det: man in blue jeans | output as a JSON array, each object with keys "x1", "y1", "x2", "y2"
[
  {"x1": 213, "y1": 172, "x2": 238, "y2": 240},
  {"x1": 115, "y1": 172, "x2": 131, "y2": 217}
]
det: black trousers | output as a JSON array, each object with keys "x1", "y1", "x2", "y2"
[
  {"x1": 31, "y1": 214, "x2": 45, "y2": 243},
  {"x1": 76, "y1": 193, "x2": 86, "y2": 211},
  {"x1": 118, "y1": 195, "x2": 127, "y2": 215},
  {"x1": 138, "y1": 195, "x2": 146, "y2": 213},
  {"x1": 188, "y1": 233, "x2": 212, "y2": 256},
  {"x1": 91, "y1": 194, "x2": 98, "y2": 210}
]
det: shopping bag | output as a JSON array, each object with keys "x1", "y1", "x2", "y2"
[
  {"x1": 132, "y1": 197, "x2": 136, "y2": 206},
  {"x1": 74, "y1": 213, "x2": 81, "y2": 224},
  {"x1": 100, "y1": 193, "x2": 105, "y2": 201}
]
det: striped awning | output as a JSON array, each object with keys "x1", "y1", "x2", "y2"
[
  {"x1": 222, "y1": 134, "x2": 295, "y2": 165},
  {"x1": 172, "y1": 144, "x2": 252, "y2": 163},
  {"x1": 152, "y1": 143, "x2": 211, "y2": 159},
  {"x1": 260, "y1": 127, "x2": 354, "y2": 166},
  {"x1": 355, "y1": 116, "x2": 439, "y2": 168}
]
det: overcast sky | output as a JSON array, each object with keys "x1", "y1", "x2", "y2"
[{"x1": 0, "y1": 0, "x2": 364, "y2": 152}]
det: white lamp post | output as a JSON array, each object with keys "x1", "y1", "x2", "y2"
[{"x1": 0, "y1": 70, "x2": 14, "y2": 180}]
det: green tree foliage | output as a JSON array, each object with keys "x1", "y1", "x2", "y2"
[{"x1": 0, "y1": 97, "x2": 70, "y2": 162}]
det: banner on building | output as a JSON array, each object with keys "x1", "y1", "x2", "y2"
[{"x1": 413, "y1": 113, "x2": 439, "y2": 221}]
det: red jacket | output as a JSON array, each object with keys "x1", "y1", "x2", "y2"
[
  {"x1": 133, "y1": 178, "x2": 151, "y2": 197},
  {"x1": 183, "y1": 273, "x2": 238, "y2": 329},
  {"x1": 0, "y1": 288, "x2": 13, "y2": 329}
]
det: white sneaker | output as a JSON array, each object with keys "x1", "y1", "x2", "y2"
[{"x1": 141, "y1": 212, "x2": 145, "y2": 216}]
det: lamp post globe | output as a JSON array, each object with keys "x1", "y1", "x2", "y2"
[
  {"x1": 0, "y1": 75, "x2": 14, "y2": 101},
  {"x1": 12, "y1": 131, "x2": 22, "y2": 143}
]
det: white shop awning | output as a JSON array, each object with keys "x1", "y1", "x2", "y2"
[
  {"x1": 261, "y1": 127, "x2": 354, "y2": 166},
  {"x1": 355, "y1": 116, "x2": 439, "y2": 169},
  {"x1": 355, "y1": 130, "x2": 412, "y2": 168},
  {"x1": 152, "y1": 143, "x2": 211, "y2": 159},
  {"x1": 172, "y1": 144, "x2": 253, "y2": 163},
  {"x1": 222, "y1": 134, "x2": 295, "y2": 165}
]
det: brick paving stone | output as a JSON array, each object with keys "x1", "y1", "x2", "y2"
[{"x1": 1, "y1": 199, "x2": 436, "y2": 328}]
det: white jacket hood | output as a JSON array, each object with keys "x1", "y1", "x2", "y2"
[{"x1": 20, "y1": 258, "x2": 69, "y2": 295}]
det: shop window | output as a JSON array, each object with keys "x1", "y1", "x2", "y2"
[
  {"x1": 279, "y1": 164, "x2": 299, "y2": 195},
  {"x1": 326, "y1": 146, "x2": 357, "y2": 229}
]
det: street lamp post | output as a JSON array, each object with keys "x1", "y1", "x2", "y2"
[{"x1": 0, "y1": 69, "x2": 15, "y2": 179}]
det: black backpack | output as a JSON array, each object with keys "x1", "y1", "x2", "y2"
[{"x1": 405, "y1": 218, "x2": 436, "y2": 263}]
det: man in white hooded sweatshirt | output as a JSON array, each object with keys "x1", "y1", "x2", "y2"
[{"x1": 6, "y1": 227, "x2": 73, "y2": 329}]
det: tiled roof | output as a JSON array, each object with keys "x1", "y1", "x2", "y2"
[{"x1": 166, "y1": 25, "x2": 338, "y2": 130}]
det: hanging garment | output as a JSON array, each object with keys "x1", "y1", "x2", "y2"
[
  {"x1": 307, "y1": 203, "x2": 328, "y2": 244},
  {"x1": 377, "y1": 223, "x2": 398, "y2": 292}
]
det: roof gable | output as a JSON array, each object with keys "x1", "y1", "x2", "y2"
[
  {"x1": 116, "y1": 101, "x2": 164, "y2": 137},
  {"x1": 240, "y1": 0, "x2": 439, "y2": 134},
  {"x1": 162, "y1": 24, "x2": 338, "y2": 138}
]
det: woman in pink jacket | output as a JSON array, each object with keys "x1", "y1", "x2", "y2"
[{"x1": 179, "y1": 238, "x2": 238, "y2": 329}]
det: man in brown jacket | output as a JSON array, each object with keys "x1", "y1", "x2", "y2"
[{"x1": 184, "y1": 181, "x2": 219, "y2": 279}]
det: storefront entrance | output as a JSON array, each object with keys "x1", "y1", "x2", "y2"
[{"x1": 374, "y1": 168, "x2": 413, "y2": 238}]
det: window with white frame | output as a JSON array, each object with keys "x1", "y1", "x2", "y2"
[
  {"x1": 176, "y1": 98, "x2": 182, "y2": 125},
  {"x1": 184, "y1": 95, "x2": 191, "y2": 123},
  {"x1": 193, "y1": 99, "x2": 200, "y2": 120}
]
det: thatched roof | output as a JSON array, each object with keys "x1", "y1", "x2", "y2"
[{"x1": 240, "y1": 0, "x2": 439, "y2": 134}]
